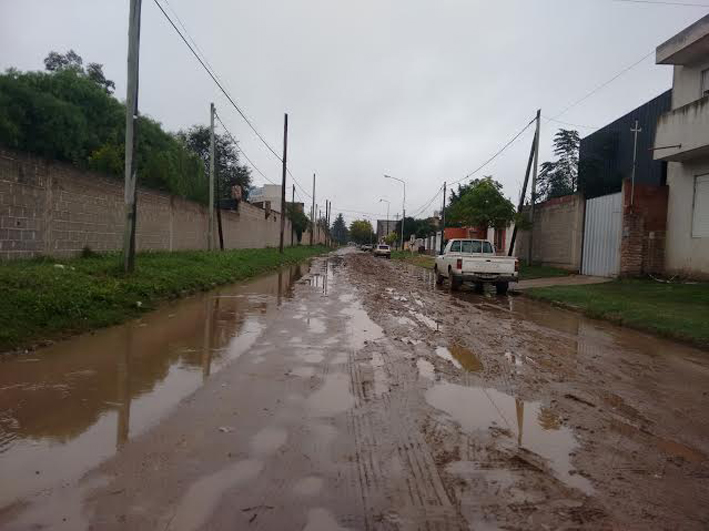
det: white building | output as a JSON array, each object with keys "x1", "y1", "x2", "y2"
[
  {"x1": 653, "y1": 14, "x2": 709, "y2": 277},
  {"x1": 250, "y1": 184, "x2": 283, "y2": 213}
]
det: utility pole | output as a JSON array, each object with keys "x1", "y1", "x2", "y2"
[
  {"x1": 630, "y1": 120, "x2": 642, "y2": 207},
  {"x1": 508, "y1": 128, "x2": 538, "y2": 256},
  {"x1": 439, "y1": 181, "x2": 447, "y2": 255},
  {"x1": 208, "y1": 102, "x2": 215, "y2": 251},
  {"x1": 122, "y1": 0, "x2": 142, "y2": 273},
  {"x1": 279, "y1": 113, "x2": 288, "y2": 254},
  {"x1": 527, "y1": 109, "x2": 541, "y2": 265},
  {"x1": 326, "y1": 200, "x2": 331, "y2": 247},
  {"x1": 291, "y1": 184, "x2": 295, "y2": 246},
  {"x1": 310, "y1": 173, "x2": 316, "y2": 246}
]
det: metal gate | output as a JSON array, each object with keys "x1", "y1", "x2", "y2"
[{"x1": 582, "y1": 192, "x2": 622, "y2": 277}]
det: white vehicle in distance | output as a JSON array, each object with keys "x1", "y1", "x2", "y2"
[
  {"x1": 373, "y1": 244, "x2": 391, "y2": 258},
  {"x1": 434, "y1": 239, "x2": 518, "y2": 294}
]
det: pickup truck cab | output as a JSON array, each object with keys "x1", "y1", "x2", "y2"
[{"x1": 434, "y1": 239, "x2": 519, "y2": 294}]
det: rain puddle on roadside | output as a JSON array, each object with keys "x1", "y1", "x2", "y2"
[
  {"x1": 435, "y1": 345, "x2": 484, "y2": 372},
  {"x1": 0, "y1": 263, "x2": 305, "y2": 510},
  {"x1": 341, "y1": 302, "x2": 383, "y2": 351},
  {"x1": 426, "y1": 383, "x2": 592, "y2": 494}
]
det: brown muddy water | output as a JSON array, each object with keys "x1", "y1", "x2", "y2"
[{"x1": 0, "y1": 263, "x2": 305, "y2": 509}]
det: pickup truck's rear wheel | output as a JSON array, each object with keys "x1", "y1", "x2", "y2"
[
  {"x1": 434, "y1": 266, "x2": 444, "y2": 285},
  {"x1": 495, "y1": 281, "x2": 509, "y2": 295},
  {"x1": 450, "y1": 272, "x2": 462, "y2": 291}
]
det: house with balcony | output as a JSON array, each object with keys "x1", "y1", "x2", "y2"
[{"x1": 653, "y1": 14, "x2": 709, "y2": 276}]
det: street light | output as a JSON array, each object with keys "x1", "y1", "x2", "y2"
[
  {"x1": 379, "y1": 199, "x2": 390, "y2": 243},
  {"x1": 384, "y1": 174, "x2": 405, "y2": 251}
]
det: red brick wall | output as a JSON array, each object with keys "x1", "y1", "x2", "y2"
[
  {"x1": 619, "y1": 180, "x2": 668, "y2": 276},
  {"x1": 0, "y1": 148, "x2": 324, "y2": 260}
]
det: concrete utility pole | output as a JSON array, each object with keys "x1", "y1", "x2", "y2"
[
  {"x1": 527, "y1": 109, "x2": 541, "y2": 265},
  {"x1": 279, "y1": 113, "x2": 288, "y2": 254},
  {"x1": 122, "y1": 0, "x2": 142, "y2": 273},
  {"x1": 379, "y1": 199, "x2": 390, "y2": 243},
  {"x1": 384, "y1": 174, "x2": 406, "y2": 251},
  {"x1": 208, "y1": 103, "x2": 215, "y2": 250},
  {"x1": 630, "y1": 120, "x2": 642, "y2": 207},
  {"x1": 310, "y1": 173, "x2": 316, "y2": 246},
  {"x1": 291, "y1": 184, "x2": 295, "y2": 246},
  {"x1": 508, "y1": 128, "x2": 537, "y2": 257},
  {"x1": 439, "y1": 182, "x2": 447, "y2": 255}
]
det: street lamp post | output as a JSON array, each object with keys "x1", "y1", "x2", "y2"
[
  {"x1": 384, "y1": 175, "x2": 405, "y2": 251},
  {"x1": 379, "y1": 199, "x2": 390, "y2": 243}
]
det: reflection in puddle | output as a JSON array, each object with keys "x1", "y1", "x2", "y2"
[
  {"x1": 250, "y1": 427, "x2": 288, "y2": 456},
  {"x1": 306, "y1": 373, "x2": 355, "y2": 417},
  {"x1": 0, "y1": 263, "x2": 305, "y2": 509},
  {"x1": 292, "y1": 476, "x2": 324, "y2": 496},
  {"x1": 291, "y1": 366, "x2": 316, "y2": 378},
  {"x1": 341, "y1": 302, "x2": 383, "y2": 351},
  {"x1": 435, "y1": 345, "x2": 484, "y2": 372},
  {"x1": 435, "y1": 347, "x2": 462, "y2": 369},
  {"x1": 168, "y1": 459, "x2": 263, "y2": 531},
  {"x1": 417, "y1": 359, "x2": 435, "y2": 380},
  {"x1": 426, "y1": 383, "x2": 592, "y2": 494},
  {"x1": 303, "y1": 507, "x2": 351, "y2": 531},
  {"x1": 308, "y1": 317, "x2": 326, "y2": 334}
]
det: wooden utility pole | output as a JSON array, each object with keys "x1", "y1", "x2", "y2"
[
  {"x1": 508, "y1": 129, "x2": 538, "y2": 256},
  {"x1": 122, "y1": 0, "x2": 142, "y2": 273},
  {"x1": 439, "y1": 182, "x2": 447, "y2": 255},
  {"x1": 291, "y1": 184, "x2": 295, "y2": 246},
  {"x1": 527, "y1": 109, "x2": 541, "y2": 265},
  {"x1": 310, "y1": 173, "x2": 315, "y2": 246},
  {"x1": 208, "y1": 103, "x2": 215, "y2": 251},
  {"x1": 279, "y1": 113, "x2": 288, "y2": 253}
]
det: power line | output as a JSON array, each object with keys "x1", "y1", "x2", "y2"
[
  {"x1": 450, "y1": 117, "x2": 536, "y2": 187},
  {"x1": 550, "y1": 50, "x2": 655, "y2": 120},
  {"x1": 409, "y1": 186, "x2": 443, "y2": 219},
  {"x1": 611, "y1": 0, "x2": 709, "y2": 6},
  {"x1": 543, "y1": 115, "x2": 598, "y2": 130},
  {"x1": 151, "y1": 0, "x2": 284, "y2": 162},
  {"x1": 214, "y1": 111, "x2": 276, "y2": 185}
]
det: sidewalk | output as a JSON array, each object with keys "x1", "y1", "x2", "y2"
[{"x1": 511, "y1": 275, "x2": 611, "y2": 291}]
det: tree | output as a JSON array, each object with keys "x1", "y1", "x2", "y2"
[
  {"x1": 349, "y1": 219, "x2": 375, "y2": 244},
  {"x1": 537, "y1": 129, "x2": 580, "y2": 201},
  {"x1": 287, "y1": 204, "x2": 309, "y2": 243},
  {"x1": 394, "y1": 216, "x2": 436, "y2": 241},
  {"x1": 331, "y1": 213, "x2": 349, "y2": 245},
  {"x1": 177, "y1": 125, "x2": 252, "y2": 202},
  {"x1": 446, "y1": 176, "x2": 516, "y2": 229},
  {"x1": 44, "y1": 50, "x2": 115, "y2": 94}
]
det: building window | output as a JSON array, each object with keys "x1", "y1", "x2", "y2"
[
  {"x1": 692, "y1": 174, "x2": 709, "y2": 238},
  {"x1": 702, "y1": 68, "x2": 709, "y2": 98}
]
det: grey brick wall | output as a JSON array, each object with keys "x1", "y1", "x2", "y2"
[{"x1": 0, "y1": 148, "x2": 324, "y2": 260}]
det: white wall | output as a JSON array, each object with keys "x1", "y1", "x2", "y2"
[
  {"x1": 672, "y1": 56, "x2": 709, "y2": 109},
  {"x1": 665, "y1": 159, "x2": 709, "y2": 277}
]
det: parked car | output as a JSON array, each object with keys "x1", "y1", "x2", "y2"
[
  {"x1": 360, "y1": 244, "x2": 373, "y2": 252},
  {"x1": 373, "y1": 244, "x2": 391, "y2": 258},
  {"x1": 434, "y1": 239, "x2": 518, "y2": 294}
]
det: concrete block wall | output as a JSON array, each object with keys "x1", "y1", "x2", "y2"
[
  {"x1": 0, "y1": 148, "x2": 326, "y2": 259},
  {"x1": 517, "y1": 193, "x2": 585, "y2": 271}
]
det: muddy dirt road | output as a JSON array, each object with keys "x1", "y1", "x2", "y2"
[{"x1": 2, "y1": 248, "x2": 709, "y2": 530}]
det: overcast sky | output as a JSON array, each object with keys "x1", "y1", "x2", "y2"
[{"x1": 1, "y1": 0, "x2": 706, "y2": 225}]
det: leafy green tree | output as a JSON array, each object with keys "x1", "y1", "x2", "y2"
[
  {"x1": 44, "y1": 50, "x2": 115, "y2": 94},
  {"x1": 447, "y1": 176, "x2": 516, "y2": 229},
  {"x1": 177, "y1": 125, "x2": 252, "y2": 201},
  {"x1": 394, "y1": 216, "x2": 436, "y2": 241},
  {"x1": 287, "y1": 204, "x2": 310, "y2": 243},
  {"x1": 331, "y1": 213, "x2": 349, "y2": 245},
  {"x1": 537, "y1": 129, "x2": 580, "y2": 201},
  {"x1": 349, "y1": 219, "x2": 375, "y2": 244}
]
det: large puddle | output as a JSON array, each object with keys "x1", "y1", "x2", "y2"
[
  {"x1": 0, "y1": 263, "x2": 305, "y2": 509},
  {"x1": 426, "y1": 383, "x2": 593, "y2": 494}
]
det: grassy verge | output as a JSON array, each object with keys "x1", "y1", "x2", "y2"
[
  {"x1": 0, "y1": 246, "x2": 328, "y2": 352},
  {"x1": 525, "y1": 279, "x2": 709, "y2": 348},
  {"x1": 391, "y1": 251, "x2": 435, "y2": 269},
  {"x1": 519, "y1": 264, "x2": 574, "y2": 281}
]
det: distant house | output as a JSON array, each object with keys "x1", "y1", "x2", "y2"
[
  {"x1": 376, "y1": 219, "x2": 397, "y2": 240},
  {"x1": 250, "y1": 184, "x2": 283, "y2": 213},
  {"x1": 653, "y1": 14, "x2": 709, "y2": 277}
]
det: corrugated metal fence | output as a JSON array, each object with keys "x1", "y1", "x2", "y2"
[{"x1": 582, "y1": 192, "x2": 622, "y2": 277}]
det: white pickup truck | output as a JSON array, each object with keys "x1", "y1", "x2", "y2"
[{"x1": 434, "y1": 239, "x2": 519, "y2": 294}]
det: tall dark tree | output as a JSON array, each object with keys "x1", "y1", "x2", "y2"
[
  {"x1": 331, "y1": 213, "x2": 349, "y2": 244},
  {"x1": 287, "y1": 204, "x2": 310, "y2": 244},
  {"x1": 178, "y1": 125, "x2": 252, "y2": 203},
  {"x1": 44, "y1": 50, "x2": 115, "y2": 94},
  {"x1": 537, "y1": 129, "x2": 580, "y2": 201}
]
